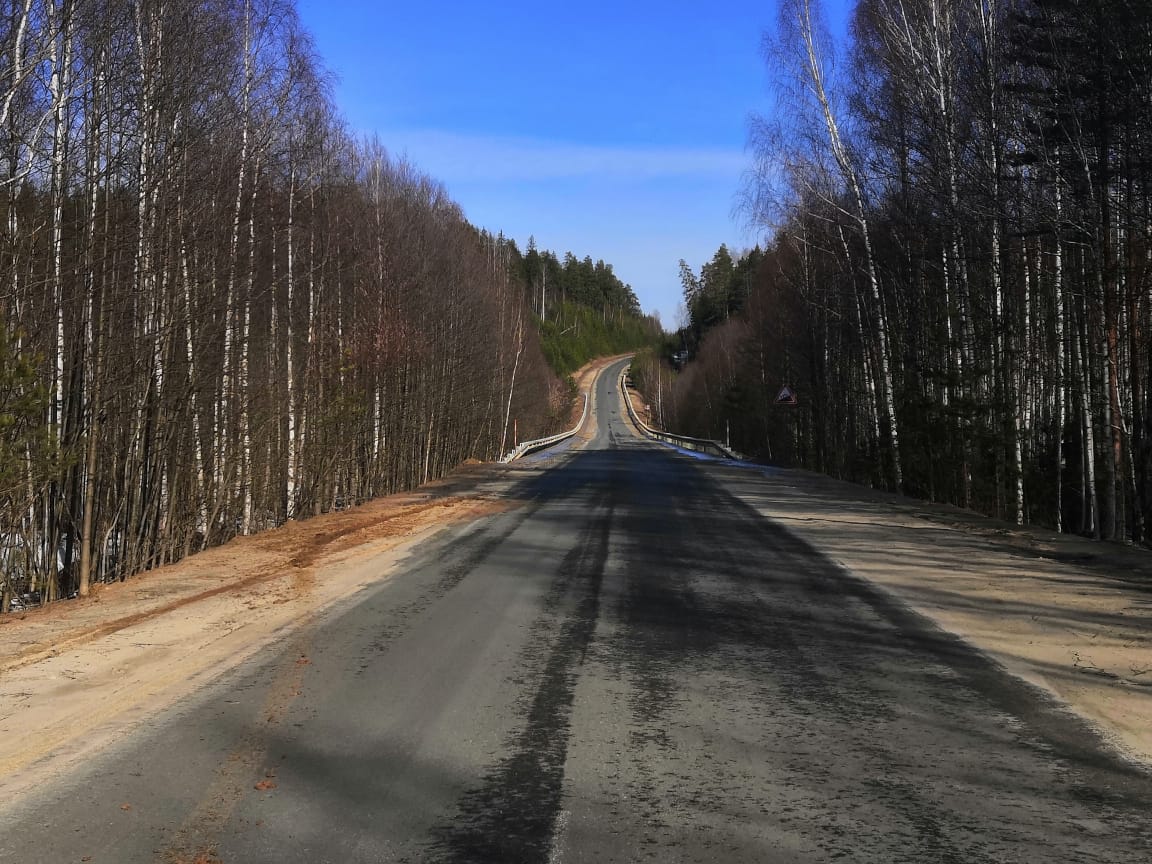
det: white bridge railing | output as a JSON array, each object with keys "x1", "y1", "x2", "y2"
[
  {"x1": 500, "y1": 391, "x2": 590, "y2": 463},
  {"x1": 618, "y1": 366, "x2": 739, "y2": 460}
]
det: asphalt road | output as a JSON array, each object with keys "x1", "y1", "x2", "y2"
[{"x1": 3, "y1": 357, "x2": 1152, "y2": 863}]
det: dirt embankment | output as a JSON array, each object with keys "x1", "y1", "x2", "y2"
[
  {"x1": 1, "y1": 491, "x2": 498, "y2": 674},
  {"x1": 0, "y1": 469, "x2": 517, "y2": 801}
]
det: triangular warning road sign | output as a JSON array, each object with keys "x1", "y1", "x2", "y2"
[{"x1": 775, "y1": 385, "x2": 798, "y2": 405}]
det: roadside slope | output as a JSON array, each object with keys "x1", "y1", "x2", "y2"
[{"x1": 0, "y1": 486, "x2": 511, "y2": 798}]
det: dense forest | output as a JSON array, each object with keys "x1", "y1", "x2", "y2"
[
  {"x1": 0, "y1": 0, "x2": 650, "y2": 611},
  {"x1": 643, "y1": 0, "x2": 1152, "y2": 545},
  {"x1": 517, "y1": 240, "x2": 658, "y2": 374}
]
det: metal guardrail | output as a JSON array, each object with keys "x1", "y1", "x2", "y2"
[
  {"x1": 619, "y1": 366, "x2": 739, "y2": 460},
  {"x1": 500, "y1": 391, "x2": 590, "y2": 463}
]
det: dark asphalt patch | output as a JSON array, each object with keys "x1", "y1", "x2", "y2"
[{"x1": 428, "y1": 492, "x2": 613, "y2": 863}]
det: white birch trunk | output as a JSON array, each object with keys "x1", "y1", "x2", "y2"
[
  {"x1": 797, "y1": 0, "x2": 902, "y2": 490},
  {"x1": 240, "y1": 153, "x2": 260, "y2": 534},
  {"x1": 285, "y1": 164, "x2": 297, "y2": 515},
  {"x1": 500, "y1": 300, "x2": 524, "y2": 457},
  {"x1": 1053, "y1": 182, "x2": 1065, "y2": 532},
  {"x1": 180, "y1": 239, "x2": 206, "y2": 534},
  {"x1": 48, "y1": 0, "x2": 73, "y2": 436}
]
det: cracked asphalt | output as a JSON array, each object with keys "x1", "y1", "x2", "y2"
[{"x1": 2, "y1": 357, "x2": 1151, "y2": 863}]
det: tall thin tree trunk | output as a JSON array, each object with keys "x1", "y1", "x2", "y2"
[{"x1": 796, "y1": 0, "x2": 902, "y2": 491}]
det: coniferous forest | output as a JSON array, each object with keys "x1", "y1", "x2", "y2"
[
  {"x1": 648, "y1": 0, "x2": 1152, "y2": 545},
  {"x1": 0, "y1": 0, "x2": 652, "y2": 611}
]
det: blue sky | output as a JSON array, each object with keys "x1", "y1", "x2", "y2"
[{"x1": 295, "y1": 1, "x2": 852, "y2": 327}]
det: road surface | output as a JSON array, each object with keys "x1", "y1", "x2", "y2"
[{"x1": 2, "y1": 357, "x2": 1151, "y2": 863}]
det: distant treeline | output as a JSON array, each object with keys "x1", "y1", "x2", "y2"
[
  {"x1": 0, "y1": 0, "x2": 646, "y2": 611},
  {"x1": 643, "y1": 0, "x2": 1152, "y2": 545},
  {"x1": 516, "y1": 242, "x2": 662, "y2": 375}
]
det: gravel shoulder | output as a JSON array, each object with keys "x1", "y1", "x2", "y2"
[{"x1": 705, "y1": 460, "x2": 1152, "y2": 767}]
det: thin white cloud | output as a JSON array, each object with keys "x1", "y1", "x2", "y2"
[{"x1": 377, "y1": 129, "x2": 747, "y2": 184}]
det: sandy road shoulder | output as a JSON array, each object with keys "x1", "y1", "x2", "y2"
[
  {"x1": 0, "y1": 473, "x2": 516, "y2": 800},
  {"x1": 710, "y1": 463, "x2": 1152, "y2": 767}
]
